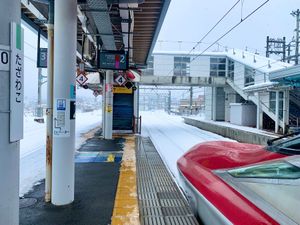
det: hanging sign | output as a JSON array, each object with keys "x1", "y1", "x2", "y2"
[
  {"x1": 76, "y1": 74, "x2": 88, "y2": 85},
  {"x1": 115, "y1": 74, "x2": 127, "y2": 86},
  {"x1": 10, "y1": 22, "x2": 24, "y2": 142},
  {"x1": 37, "y1": 48, "x2": 47, "y2": 68},
  {"x1": 98, "y1": 50, "x2": 128, "y2": 70}
]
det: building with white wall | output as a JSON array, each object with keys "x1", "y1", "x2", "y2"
[{"x1": 143, "y1": 49, "x2": 296, "y2": 134}]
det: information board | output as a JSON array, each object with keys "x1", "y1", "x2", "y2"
[
  {"x1": 98, "y1": 50, "x2": 128, "y2": 70},
  {"x1": 37, "y1": 48, "x2": 47, "y2": 68}
]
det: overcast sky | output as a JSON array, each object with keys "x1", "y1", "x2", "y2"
[
  {"x1": 154, "y1": 0, "x2": 299, "y2": 54},
  {"x1": 23, "y1": 0, "x2": 300, "y2": 102}
]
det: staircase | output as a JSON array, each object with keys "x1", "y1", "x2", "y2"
[
  {"x1": 226, "y1": 78, "x2": 284, "y2": 128},
  {"x1": 289, "y1": 90, "x2": 300, "y2": 127}
]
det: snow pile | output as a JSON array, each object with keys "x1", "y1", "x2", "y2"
[{"x1": 20, "y1": 110, "x2": 102, "y2": 196}]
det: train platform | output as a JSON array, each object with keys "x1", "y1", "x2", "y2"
[{"x1": 20, "y1": 130, "x2": 199, "y2": 225}]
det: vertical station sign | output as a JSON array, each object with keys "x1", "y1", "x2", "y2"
[{"x1": 10, "y1": 22, "x2": 24, "y2": 142}]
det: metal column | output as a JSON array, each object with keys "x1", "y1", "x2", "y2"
[
  {"x1": 52, "y1": 0, "x2": 77, "y2": 205},
  {"x1": 45, "y1": 0, "x2": 54, "y2": 203},
  {"x1": 0, "y1": 0, "x2": 21, "y2": 224},
  {"x1": 104, "y1": 70, "x2": 113, "y2": 139}
]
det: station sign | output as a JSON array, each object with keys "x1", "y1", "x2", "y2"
[
  {"x1": 98, "y1": 50, "x2": 128, "y2": 70},
  {"x1": 10, "y1": 22, "x2": 24, "y2": 142},
  {"x1": 0, "y1": 45, "x2": 10, "y2": 71},
  {"x1": 37, "y1": 47, "x2": 47, "y2": 68}
]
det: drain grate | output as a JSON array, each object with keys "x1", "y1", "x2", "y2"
[
  {"x1": 19, "y1": 198, "x2": 37, "y2": 208},
  {"x1": 136, "y1": 137, "x2": 199, "y2": 225}
]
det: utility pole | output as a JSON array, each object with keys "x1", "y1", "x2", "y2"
[
  {"x1": 291, "y1": 9, "x2": 300, "y2": 65},
  {"x1": 265, "y1": 36, "x2": 286, "y2": 61},
  {"x1": 0, "y1": 0, "x2": 22, "y2": 224}
]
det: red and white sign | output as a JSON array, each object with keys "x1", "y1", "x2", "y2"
[
  {"x1": 76, "y1": 74, "x2": 88, "y2": 85},
  {"x1": 115, "y1": 74, "x2": 127, "y2": 86}
]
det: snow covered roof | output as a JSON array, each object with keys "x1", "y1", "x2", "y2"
[
  {"x1": 226, "y1": 49, "x2": 292, "y2": 74},
  {"x1": 153, "y1": 49, "x2": 293, "y2": 74},
  {"x1": 243, "y1": 81, "x2": 279, "y2": 92}
]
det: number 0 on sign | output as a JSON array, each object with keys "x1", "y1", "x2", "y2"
[{"x1": 0, "y1": 45, "x2": 10, "y2": 71}]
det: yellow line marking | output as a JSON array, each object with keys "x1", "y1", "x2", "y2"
[{"x1": 111, "y1": 135, "x2": 140, "y2": 225}]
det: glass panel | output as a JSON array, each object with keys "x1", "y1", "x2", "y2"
[
  {"x1": 210, "y1": 58, "x2": 218, "y2": 63},
  {"x1": 211, "y1": 64, "x2": 218, "y2": 70},
  {"x1": 218, "y1": 58, "x2": 226, "y2": 64},
  {"x1": 218, "y1": 71, "x2": 226, "y2": 77},
  {"x1": 210, "y1": 71, "x2": 217, "y2": 76},
  {"x1": 229, "y1": 162, "x2": 300, "y2": 179}
]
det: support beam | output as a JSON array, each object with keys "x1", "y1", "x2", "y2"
[
  {"x1": 0, "y1": 0, "x2": 21, "y2": 224},
  {"x1": 52, "y1": 0, "x2": 77, "y2": 205},
  {"x1": 104, "y1": 70, "x2": 113, "y2": 139}
]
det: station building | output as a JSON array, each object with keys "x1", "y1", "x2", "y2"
[{"x1": 142, "y1": 50, "x2": 299, "y2": 134}]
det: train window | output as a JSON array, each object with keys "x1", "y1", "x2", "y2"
[{"x1": 228, "y1": 161, "x2": 300, "y2": 179}]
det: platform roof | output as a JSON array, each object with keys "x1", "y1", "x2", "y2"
[{"x1": 21, "y1": 0, "x2": 170, "y2": 68}]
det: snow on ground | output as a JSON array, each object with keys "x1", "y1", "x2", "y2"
[
  {"x1": 187, "y1": 115, "x2": 278, "y2": 138},
  {"x1": 141, "y1": 110, "x2": 233, "y2": 183},
  {"x1": 20, "y1": 110, "x2": 102, "y2": 196}
]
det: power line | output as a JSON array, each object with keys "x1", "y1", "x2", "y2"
[
  {"x1": 187, "y1": 0, "x2": 241, "y2": 55},
  {"x1": 166, "y1": 0, "x2": 242, "y2": 76},
  {"x1": 191, "y1": 0, "x2": 270, "y2": 63}
]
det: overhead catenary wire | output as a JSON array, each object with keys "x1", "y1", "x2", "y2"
[
  {"x1": 166, "y1": 0, "x2": 242, "y2": 76},
  {"x1": 191, "y1": 0, "x2": 270, "y2": 63},
  {"x1": 165, "y1": 0, "x2": 270, "y2": 77}
]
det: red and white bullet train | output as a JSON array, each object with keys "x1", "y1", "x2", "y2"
[{"x1": 177, "y1": 134, "x2": 300, "y2": 225}]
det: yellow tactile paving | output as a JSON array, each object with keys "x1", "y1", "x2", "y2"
[{"x1": 111, "y1": 135, "x2": 140, "y2": 225}]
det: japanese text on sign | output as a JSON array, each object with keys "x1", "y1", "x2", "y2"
[{"x1": 10, "y1": 22, "x2": 24, "y2": 142}]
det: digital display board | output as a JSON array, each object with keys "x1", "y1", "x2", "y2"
[{"x1": 98, "y1": 50, "x2": 128, "y2": 70}]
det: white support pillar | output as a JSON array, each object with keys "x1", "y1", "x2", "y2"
[
  {"x1": 275, "y1": 91, "x2": 280, "y2": 133},
  {"x1": 104, "y1": 70, "x2": 113, "y2": 139},
  {"x1": 0, "y1": 0, "x2": 21, "y2": 223},
  {"x1": 282, "y1": 90, "x2": 289, "y2": 134},
  {"x1": 133, "y1": 83, "x2": 140, "y2": 132},
  {"x1": 256, "y1": 92, "x2": 263, "y2": 129},
  {"x1": 212, "y1": 87, "x2": 217, "y2": 121},
  {"x1": 102, "y1": 77, "x2": 106, "y2": 137},
  {"x1": 52, "y1": 0, "x2": 77, "y2": 205}
]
